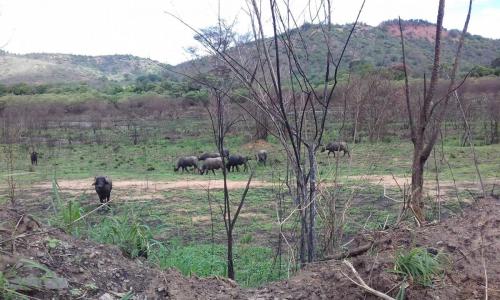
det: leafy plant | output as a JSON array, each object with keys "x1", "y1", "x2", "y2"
[
  {"x1": 50, "y1": 180, "x2": 84, "y2": 234},
  {"x1": 392, "y1": 247, "x2": 448, "y2": 286},
  {"x1": 90, "y1": 214, "x2": 153, "y2": 258}
]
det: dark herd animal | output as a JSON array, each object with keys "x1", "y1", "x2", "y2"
[
  {"x1": 92, "y1": 176, "x2": 112, "y2": 204},
  {"x1": 256, "y1": 150, "x2": 267, "y2": 165},
  {"x1": 321, "y1": 141, "x2": 350, "y2": 157},
  {"x1": 174, "y1": 156, "x2": 199, "y2": 172},
  {"x1": 200, "y1": 157, "x2": 223, "y2": 175},
  {"x1": 30, "y1": 151, "x2": 38, "y2": 165},
  {"x1": 226, "y1": 154, "x2": 249, "y2": 172}
]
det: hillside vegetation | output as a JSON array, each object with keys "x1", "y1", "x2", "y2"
[
  {"x1": 177, "y1": 19, "x2": 500, "y2": 83},
  {"x1": 0, "y1": 51, "x2": 169, "y2": 85}
]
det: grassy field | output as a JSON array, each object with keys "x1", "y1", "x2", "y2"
[{"x1": 1, "y1": 118, "x2": 498, "y2": 287}]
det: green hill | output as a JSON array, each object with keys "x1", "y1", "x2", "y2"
[
  {"x1": 176, "y1": 19, "x2": 500, "y2": 82},
  {"x1": 0, "y1": 52, "x2": 169, "y2": 85}
]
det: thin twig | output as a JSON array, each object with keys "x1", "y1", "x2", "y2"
[{"x1": 341, "y1": 260, "x2": 396, "y2": 300}]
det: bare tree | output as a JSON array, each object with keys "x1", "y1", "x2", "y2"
[
  {"x1": 179, "y1": 20, "x2": 255, "y2": 280},
  {"x1": 172, "y1": 0, "x2": 366, "y2": 264},
  {"x1": 399, "y1": 0, "x2": 472, "y2": 223}
]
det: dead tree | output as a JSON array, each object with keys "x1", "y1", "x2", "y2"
[
  {"x1": 399, "y1": 0, "x2": 472, "y2": 223},
  {"x1": 181, "y1": 21, "x2": 254, "y2": 280},
  {"x1": 173, "y1": 0, "x2": 366, "y2": 264}
]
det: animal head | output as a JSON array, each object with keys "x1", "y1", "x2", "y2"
[{"x1": 93, "y1": 176, "x2": 110, "y2": 187}]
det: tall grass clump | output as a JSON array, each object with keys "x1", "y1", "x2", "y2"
[
  {"x1": 89, "y1": 214, "x2": 153, "y2": 258},
  {"x1": 50, "y1": 179, "x2": 84, "y2": 235},
  {"x1": 149, "y1": 242, "x2": 287, "y2": 287},
  {"x1": 392, "y1": 247, "x2": 448, "y2": 286}
]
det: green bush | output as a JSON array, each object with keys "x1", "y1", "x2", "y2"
[
  {"x1": 392, "y1": 247, "x2": 448, "y2": 286},
  {"x1": 182, "y1": 90, "x2": 209, "y2": 104},
  {"x1": 89, "y1": 214, "x2": 153, "y2": 258}
]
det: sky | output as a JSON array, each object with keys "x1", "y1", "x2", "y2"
[{"x1": 0, "y1": 0, "x2": 498, "y2": 65}]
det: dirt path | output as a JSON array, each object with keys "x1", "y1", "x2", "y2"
[
  {"x1": 345, "y1": 174, "x2": 497, "y2": 196},
  {"x1": 33, "y1": 178, "x2": 273, "y2": 192}
]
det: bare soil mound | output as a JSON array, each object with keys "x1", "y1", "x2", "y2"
[
  {"x1": 246, "y1": 197, "x2": 500, "y2": 299},
  {"x1": 0, "y1": 209, "x2": 237, "y2": 299},
  {"x1": 1, "y1": 197, "x2": 499, "y2": 299}
]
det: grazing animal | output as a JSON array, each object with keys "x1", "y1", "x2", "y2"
[
  {"x1": 198, "y1": 149, "x2": 229, "y2": 161},
  {"x1": 200, "y1": 157, "x2": 223, "y2": 175},
  {"x1": 198, "y1": 152, "x2": 221, "y2": 161},
  {"x1": 30, "y1": 151, "x2": 38, "y2": 165},
  {"x1": 256, "y1": 150, "x2": 268, "y2": 166},
  {"x1": 92, "y1": 176, "x2": 112, "y2": 203},
  {"x1": 174, "y1": 156, "x2": 199, "y2": 172},
  {"x1": 226, "y1": 154, "x2": 249, "y2": 172},
  {"x1": 321, "y1": 141, "x2": 350, "y2": 157}
]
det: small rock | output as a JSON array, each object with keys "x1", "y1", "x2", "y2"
[
  {"x1": 98, "y1": 293, "x2": 114, "y2": 300},
  {"x1": 157, "y1": 287, "x2": 165, "y2": 292}
]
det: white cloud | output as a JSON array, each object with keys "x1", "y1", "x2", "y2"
[{"x1": 0, "y1": 0, "x2": 497, "y2": 65}]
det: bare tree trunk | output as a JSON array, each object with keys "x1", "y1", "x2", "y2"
[
  {"x1": 227, "y1": 228, "x2": 234, "y2": 279},
  {"x1": 399, "y1": 0, "x2": 472, "y2": 223},
  {"x1": 307, "y1": 145, "x2": 318, "y2": 262},
  {"x1": 254, "y1": 109, "x2": 269, "y2": 141},
  {"x1": 410, "y1": 142, "x2": 426, "y2": 221}
]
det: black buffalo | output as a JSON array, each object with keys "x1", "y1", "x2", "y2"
[
  {"x1": 174, "y1": 156, "x2": 199, "y2": 172},
  {"x1": 321, "y1": 141, "x2": 350, "y2": 157},
  {"x1": 30, "y1": 151, "x2": 38, "y2": 165},
  {"x1": 93, "y1": 176, "x2": 112, "y2": 204},
  {"x1": 256, "y1": 150, "x2": 267, "y2": 165},
  {"x1": 199, "y1": 157, "x2": 223, "y2": 175},
  {"x1": 226, "y1": 154, "x2": 249, "y2": 172}
]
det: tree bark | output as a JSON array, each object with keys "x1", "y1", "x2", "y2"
[
  {"x1": 307, "y1": 145, "x2": 318, "y2": 262},
  {"x1": 227, "y1": 229, "x2": 234, "y2": 279},
  {"x1": 410, "y1": 143, "x2": 426, "y2": 223}
]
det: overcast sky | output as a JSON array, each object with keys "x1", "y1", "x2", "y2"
[{"x1": 0, "y1": 0, "x2": 498, "y2": 65}]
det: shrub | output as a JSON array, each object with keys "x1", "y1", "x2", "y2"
[
  {"x1": 89, "y1": 214, "x2": 153, "y2": 258},
  {"x1": 392, "y1": 247, "x2": 448, "y2": 286}
]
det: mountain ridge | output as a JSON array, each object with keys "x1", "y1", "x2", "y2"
[{"x1": 0, "y1": 19, "x2": 498, "y2": 86}]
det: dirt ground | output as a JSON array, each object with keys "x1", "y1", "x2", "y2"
[
  {"x1": 34, "y1": 178, "x2": 273, "y2": 192},
  {"x1": 1, "y1": 197, "x2": 499, "y2": 299}
]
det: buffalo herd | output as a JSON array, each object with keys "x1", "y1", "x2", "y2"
[{"x1": 30, "y1": 141, "x2": 349, "y2": 205}]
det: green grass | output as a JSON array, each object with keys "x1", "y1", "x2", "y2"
[
  {"x1": 89, "y1": 214, "x2": 154, "y2": 258},
  {"x1": 392, "y1": 247, "x2": 448, "y2": 286},
  {"x1": 149, "y1": 242, "x2": 287, "y2": 287}
]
